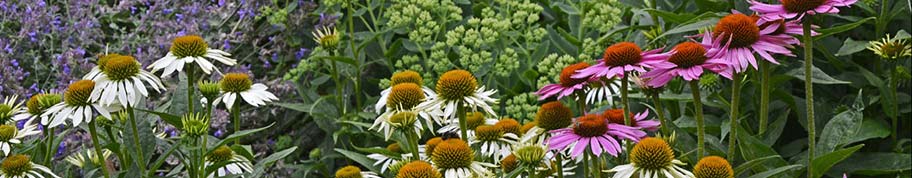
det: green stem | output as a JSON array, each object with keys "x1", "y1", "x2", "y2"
[
  {"x1": 650, "y1": 92, "x2": 670, "y2": 134},
  {"x1": 457, "y1": 102, "x2": 468, "y2": 140},
  {"x1": 188, "y1": 138, "x2": 198, "y2": 178},
  {"x1": 803, "y1": 17, "x2": 817, "y2": 178},
  {"x1": 127, "y1": 106, "x2": 147, "y2": 175},
  {"x1": 187, "y1": 67, "x2": 196, "y2": 113},
  {"x1": 200, "y1": 135, "x2": 208, "y2": 178},
  {"x1": 348, "y1": 4, "x2": 363, "y2": 110},
  {"x1": 407, "y1": 130, "x2": 421, "y2": 160},
  {"x1": 591, "y1": 150, "x2": 602, "y2": 178},
  {"x1": 528, "y1": 165, "x2": 536, "y2": 178},
  {"x1": 582, "y1": 150, "x2": 589, "y2": 177},
  {"x1": 729, "y1": 73, "x2": 742, "y2": 159},
  {"x1": 232, "y1": 99, "x2": 241, "y2": 145},
  {"x1": 102, "y1": 126, "x2": 125, "y2": 168},
  {"x1": 689, "y1": 80, "x2": 705, "y2": 159},
  {"x1": 621, "y1": 74, "x2": 631, "y2": 126},
  {"x1": 555, "y1": 153, "x2": 564, "y2": 178},
  {"x1": 329, "y1": 56, "x2": 344, "y2": 114},
  {"x1": 43, "y1": 127, "x2": 55, "y2": 165},
  {"x1": 890, "y1": 64, "x2": 899, "y2": 141},
  {"x1": 89, "y1": 121, "x2": 111, "y2": 178},
  {"x1": 759, "y1": 61, "x2": 770, "y2": 134},
  {"x1": 576, "y1": 93, "x2": 588, "y2": 115}
]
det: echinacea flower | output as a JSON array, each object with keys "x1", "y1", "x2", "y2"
[
  {"x1": 0, "y1": 154, "x2": 59, "y2": 178},
  {"x1": 396, "y1": 161, "x2": 442, "y2": 178},
  {"x1": 642, "y1": 39, "x2": 733, "y2": 88},
  {"x1": 87, "y1": 55, "x2": 165, "y2": 107},
  {"x1": 548, "y1": 114, "x2": 644, "y2": 158},
  {"x1": 608, "y1": 137, "x2": 694, "y2": 178},
  {"x1": 373, "y1": 110, "x2": 428, "y2": 140},
  {"x1": 367, "y1": 143, "x2": 410, "y2": 173},
  {"x1": 82, "y1": 53, "x2": 122, "y2": 80},
  {"x1": 468, "y1": 125, "x2": 519, "y2": 160},
  {"x1": 868, "y1": 34, "x2": 912, "y2": 60},
  {"x1": 334, "y1": 165, "x2": 380, "y2": 178},
  {"x1": 212, "y1": 73, "x2": 279, "y2": 110},
  {"x1": 418, "y1": 70, "x2": 498, "y2": 121},
  {"x1": 430, "y1": 139, "x2": 494, "y2": 177},
  {"x1": 494, "y1": 119, "x2": 522, "y2": 136},
  {"x1": 572, "y1": 42, "x2": 669, "y2": 80},
  {"x1": 375, "y1": 70, "x2": 437, "y2": 114},
  {"x1": 373, "y1": 83, "x2": 440, "y2": 139},
  {"x1": 749, "y1": 0, "x2": 857, "y2": 20},
  {"x1": 584, "y1": 79, "x2": 622, "y2": 105},
  {"x1": 521, "y1": 101, "x2": 573, "y2": 143},
  {"x1": 536, "y1": 62, "x2": 592, "y2": 100},
  {"x1": 205, "y1": 145, "x2": 253, "y2": 178},
  {"x1": 180, "y1": 112, "x2": 210, "y2": 138},
  {"x1": 313, "y1": 26, "x2": 341, "y2": 50},
  {"x1": 602, "y1": 109, "x2": 661, "y2": 132},
  {"x1": 500, "y1": 154, "x2": 520, "y2": 173},
  {"x1": 149, "y1": 35, "x2": 237, "y2": 77},
  {"x1": 513, "y1": 143, "x2": 577, "y2": 178},
  {"x1": 437, "y1": 112, "x2": 497, "y2": 139},
  {"x1": 711, "y1": 13, "x2": 797, "y2": 73},
  {"x1": 0, "y1": 124, "x2": 39, "y2": 156},
  {"x1": 0, "y1": 96, "x2": 23, "y2": 124},
  {"x1": 12, "y1": 94, "x2": 61, "y2": 125},
  {"x1": 64, "y1": 149, "x2": 112, "y2": 168},
  {"x1": 42, "y1": 80, "x2": 119, "y2": 127},
  {"x1": 693, "y1": 156, "x2": 734, "y2": 178}
]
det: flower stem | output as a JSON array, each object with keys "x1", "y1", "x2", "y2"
[
  {"x1": 729, "y1": 73, "x2": 742, "y2": 159},
  {"x1": 127, "y1": 106, "x2": 147, "y2": 175},
  {"x1": 621, "y1": 74, "x2": 631, "y2": 126},
  {"x1": 43, "y1": 127, "x2": 55, "y2": 165},
  {"x1": 187, "y1": 67, "x2": 196, "y2": 113},
  {"x1": 689, "y1": 80, "x2": 705, "y2": 159},
  {"x1": 650, "y1": 92, "x2": 669, "y2": 134},
  {"x1": 528, "y1": 165, "x2": 537, "y2": 178},
  {"x1": 555, "y1": 153, "x2": 564, "y2": 178},
  {"x1": 348, "y1": 4, "x2": 363, "y2": 110},
  {"x1": 803, "y1": 17, "x2": 817, "y2": 178},
  {"x1": 457, "y1": 101, "x2": 468, "y2": 140},
  {"x1": 406, "y1": 129, "x2": 421, "y2": 160},
  {"x1": 232, "y1": 99, "x2": 241, "y2": 145},
  {"x1": 759, "y1": 61, "x2": 770, "y2": 134},
  {"x1": 582, "y1": 149, "x2": 589, "y2": 177},
  {"x1": 89, "y1": 121, "x2": 111, "y2": 178},
  {"x1": 591, "y1": 150, "x2": 602, "y2": 178},
  {"x1": 200, "y1": 134, "x2": 208, "y2": 177}
]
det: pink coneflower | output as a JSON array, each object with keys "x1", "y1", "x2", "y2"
[
  {"x1": 602, "y1": 109, "x2": 661, "y2": 132},
  {"x1": 749, "y1": 0, "x2": 857, "y2": 20},
  {"x1": 547, "y1": 114, "x2": 646, "y2": 158},
  {"x1": 572, "y1": 42, "x2": 669, "y2": 80},
  {"x1": 641, "y1": 34, "x2": 733, "y2": 87},
  {"x1": 537, "y1": 62, "x2": 591, "y2": 100},
  {"x1": 753, "y1": 14, "x2": 818, "y2": 45},
  {"x1": 712, "y1": 13, "x2": 796, "y2": 72}
]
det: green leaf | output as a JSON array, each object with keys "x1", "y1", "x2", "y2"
[
  {"x1": 895, "y1": 29, "x2": 911, "y2": 39},
  {"x1": 334, "y1": 149, "x2": 382, "y2": 173},
  {"x1": 835, "y1": 38, "x2": 869, "y2": 56},
  {"x1": 746, "y1": 164, "x2": 804, "y2": 178},
  {"x1": 655, "y1": 17, "x2": 719, "y2": 40},
  {"x1": 815, "y1": 107, "x2": 862, "y2": 155},
  {"x1": 214, "y1": 123, "x2": 274, "y2": 147},
  {"x1": 785, "y1": 63, "x2": 851, "y2": 84},
  {"x1": 274, "y1": 102, "x2": 314, "y2": 113},
  {"x1": 135, "y1": 108, "x2": 182, "y2": 128},
  {"x1": 811, "y1": 144, "x2": 864, "y2": 178},
  {"x1": 814, "y1": 17, "x2": 875, "y2": 40},
  {"x1": 644, "y1": 9, "x2": 697, "y2": 24},
  {"x1": 764, "y1": 109, "x2": 791, "y2": 145},
  {"x1": 553, "y1": 2, "x2": 579, "y2": 15},
  {"x1": 316, "y1": 56, "x2": 357, "y2": 66},
  {"x1": 828, "y1": 152, "x2": 912, "y2": 176},
  {"x1": 169, "y1": 73, "x2": 190, "y2": 115},
  {"x1": 846, "y1": 119, "x2": 891, "y2": 144},
  {"x1": 251, "y1": 146, "x2": 299, "y2": 177},
  {"x1": 734, "y1": 155, "x2": 782, "y2": 177}
]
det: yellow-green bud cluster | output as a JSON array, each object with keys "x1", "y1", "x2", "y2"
[
  {"x1": 198, "y1": 80, "x2": 221, "y2": 100},
  {"x1": 181, "y1": 112, "x2": 210, "y2": 138}
]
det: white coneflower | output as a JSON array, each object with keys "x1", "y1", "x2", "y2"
[
  {"x1": 334, "y1": 165, "x2": 380, "y2": 178},
  {"x1": 868, "y1": 34, "x2": 912, "y2": 60},
  {"x1": 82, "y1": 53, "x2": 121, "y2": 80},
  {"x1": 212, "y1": 73, "x2": 279, "y2": 110},
  {"x1": 366, "y1": 143, "x2": 414, "y2": 173},
  {"x1": 149, "y1": 35, "x2": 237, "y2": 77},
  {"x1": 436, "y1": 112, "x2": 497, "y2": 139},
  {"x1": 41, "y1": 80, "x2": 119, "y2": 127},
  {"x1": 376, "y1": 70, "x2": 437, "y2": 113},
  {"x1": 372, "y1": 110, "x2": 428, "y2": 141},
  {"x1": 0, "y1": 96, "x2": 24, "y2": 124},
  {"x1": 313, "y1": 26, "x2": 341, "y2": 51},
  {"x1": 396, "y1": 161, "x2": 442, "y2": 178},
  {"x1": 86, "y1": 55, "x2": 165, "y2": 107},
  {"x1": 64, "y1": 149, "x2": 113, "y2": 168},
  {"x1": 418, "y1": 70, "x2": 498, "y2": 122},
  {"x1": 468, "y1": 125, "x2": 518, "y2": 160},
  {"x1": 12, "y1": 94, "x2": 61, "y2": 126},
  {"x1": 372, "y1": 83, "x2": 441, "y2": 140},
  {"x1": 0, "y1": 154, "x2": 59, "y2": 178},
  {"x1": 430, "y1": 139, "x2": 495, "y2": 177},
  {"x1": 608, "y1": 137, "x2": 694, "y2": 178},
  {"x1": 205, "y1": 145, "x2": 253, "y2": 178},
  {"x1": 0, "y1": 124, "x2": 39, "y2": 156},
  {"x1": 520, "y1": 101, "x2": 573, "y2": 143}
]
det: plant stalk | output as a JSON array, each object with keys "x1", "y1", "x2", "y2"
[
  {"x1": 187, "y1": 67, "x2": 196, "y2": 113},
  {"x1": 650, "y1": 92, "x2": 669, "y2": 134},
  {"x1": 89, "y1": 121, "x2": 111, "y2": 178},
  {"x1": 232, "y1": 98, "x2": 241, "y2": 145},
  {"x1": 591, "y1": 150, "x2": 602, "y2": 178},
  {"x1": 689, "y1": 80, "x2": 705, "y2": 159},
  {"x1": 729, "y1": 73, "x2": 742, "y2": 159},
  {"x1": 127, "y1": 106, "x2": 147, "y2": 175},
  {"x1": 759, "y1": 61, "x2": 770, "y2": 134},
  {"x1": 803, "y1": 17, "x2": 817, "y2": 178},
  {"x1": 43, "y1": 127, "x2": 55, "y2": 165},
  {"x1": 621, "y1": 74, "x2": 631, "y2": 125},
  {"x1": 457, "y1": 101, "x2": 468, "y2": 140},
  {"x1": 555, "y1": 153, "x2": 564, "y2": 178},
  {"x1": 407, "y1": 129, "x2": 421, "y2": 160}
]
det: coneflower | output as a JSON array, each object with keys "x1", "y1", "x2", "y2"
[
  {"x1": 749, "y1": 0, "x2": 857, "y2": 20},
  {"x1": 396, "y1": 161, "x2": 441, "y2": 178},
  {"x1": 0, "y1": 154, "x2": 59, "y2": 178},
  {"x1": 0, "y1": 96, "x2": 23, "y2": 124},
  {"x1": 375, "y1": 70, "x2": 437, "y2": 114},
  {"x1": 205, "y1": 145, "x2": 253, "y2": 177},
  {"x1": 469, "y1": 125, "x2": 518, "y2": 160},
  {"x1": 419, "y1": 70, "x2": 498, "y2": 139},
  {"x1": 694, "y1": 156, "x2": 734, "y2": 178},
  {"x1": 520, "y1": 101, "x2": 573, "y2": 143},
  {"x1": 868, "y1": 34, "x2": 912, "y2": 60},
  {"x1": 335, "y1": 165, "x2": 380, "y2": 178},
  {"x1": 148, "y1": 35, "x2": 237, "y2": 77},
  {"x1": 42, "y1": 80, "x2": 117, "y2": 127},
  {"x1": 86, "y1": 55, "x2": 165, "y2": 107},
  {"x1": 12, "y1": 94, "x2": 61, "y2": 125},
  {"x1": 0, "y1": 124, "x2": 39, "y2": 156},
  {"x1": 430, "y1": 139, "x2": 494, "y2": 177},
  {"x1": 608, "y1": 137, "x2": 694, "y2": 178},
  {"x1": 536, "y1": 62, "x2": 592, "y2": 100}
]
